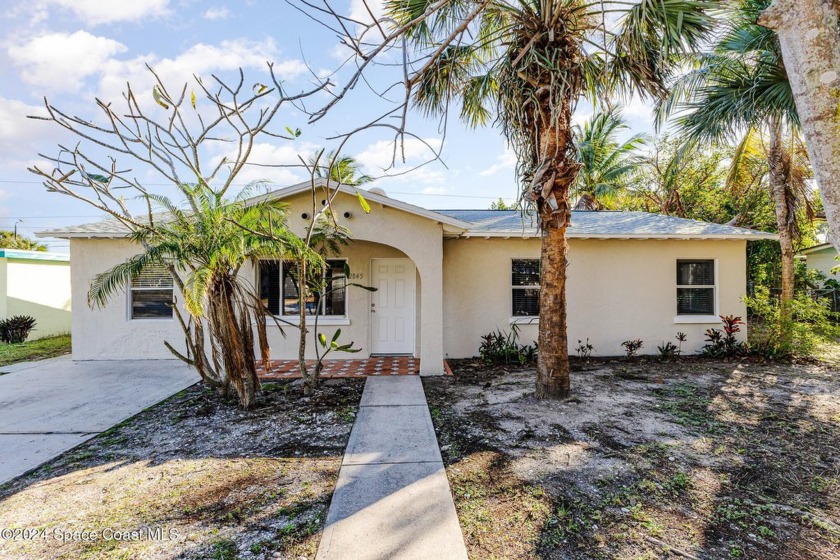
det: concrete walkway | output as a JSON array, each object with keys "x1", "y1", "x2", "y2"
[
  {"x1": 0, "y1": 357, "x2": 195, "y2": 485},
  {"x1": 316, "y1": 376, "x2": 468, "y2": 560}
]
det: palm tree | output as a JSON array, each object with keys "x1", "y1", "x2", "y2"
[
  {"x1": 661, "y1": 0, "x2": 809, "y2": 332},
  {"x1": 89, "y1": 184, "x2": 311, "y2": 409},
  {"x1": 385, "y1": 0, "x2": 716, "y2": 398},
  {"x1": 573, "y1": 108, "x2": 647, "y2": 210},
  {"x1": 0, "y1": 231, "x2": 47, "y2": 251}
]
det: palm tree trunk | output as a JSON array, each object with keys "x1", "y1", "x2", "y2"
[
  {"x1": 534, "y1": 97, "x2": 575, "y2": 400},
  {"x1": 537, "y1": 223, "x2": 571, "y2": 399},
  {"x1": 760, "y1": 0, "x2": 840, "y2": 254},
  {"x1": 767, "y1": 118, "x2": 795, "y2": 335},
  {"x1": 208, "y1": 278, "x2": 257, "y2": 409}
]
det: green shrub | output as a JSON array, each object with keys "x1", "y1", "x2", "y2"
[
  {"x1": 702, "y1": 315, "x2": 746, "y2": 358},
  {"x1": 0, "y1": 315, "x2": 37, "y2": 344},
  {"x1": 479, "y1": 324, "x2": 537, "y2": 365},
  {"x1": 744, "y1": 287, "x2": 840, "y2": 358},
  {"x1": 621, "y1": 339, "x2": 643, "y2": 357}
]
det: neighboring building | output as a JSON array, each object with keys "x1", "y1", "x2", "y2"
[
  {"x1": 799, "y1": 243, "x2": 839, "y2": 280},
  {"x1": 40, "y1": 181, "x2": 776, "y2": 371},
  {"x1": 0, "y1": 249, "x2": 71, "y2": 339}
]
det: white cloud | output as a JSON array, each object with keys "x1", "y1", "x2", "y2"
[
  {"x1": 203, "y1": 7, "x2": 231, "y2": 20},
  {"x1": 620, "y1": 94, "x2": 653, "y2": 120},
  {"x1": 40, "y1": 0, "x2": 170, "y2": 25},
  {"x1": 349, "y1": 0, "x2": 385, "y2": 25},
  {"x1": 355, "y1": 137, "x2": 442, "y2": 171},
  {"x1": 0, "y1": 97, "x2": 70, "y2": 173},
  {"x1": 0, "y1": 97, "x2": 49, "y2": 145},
  {"x1": 210, "y1": 141, "x2": 320, "y2": 188},
  {"x1": 479, "y1": 145, "x2": 516, "y2": 177},
  {"x1": 572, "y1": 111, "x2": 593, "y2": 127},
  {"x1": 95, "y1": 38, "x2": 305, "y2": 104},
  {"x1": 7, "y1": 31, "x2": 127, "y2": 92}
]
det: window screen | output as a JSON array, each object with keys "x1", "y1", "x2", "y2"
[
  {"x1": 130, "y1": 265, "x2": 174, "y2": 319},
  {"x1": 512, "y1": 259, "x2": 540, "y2": 316},
  {"x1": 260, "y1": 259, "x2": 347, "y2": 317},
  {"x1": 677, "y1": 260, "x2": 715, "y2": 315}
]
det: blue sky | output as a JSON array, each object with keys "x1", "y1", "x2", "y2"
[{"x1": 0, "y1": 0, "x2": 656, "y2": 252}]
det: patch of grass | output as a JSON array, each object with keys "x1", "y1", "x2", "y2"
[
  {"x1": 207, "y1": 538, "x2": 237, "y2": 560},
  {"x1": 0, "y1": 334, "x2": 70, "y2": 368},
  {"x1": 336, "y1": 406, "x2": 356, "y2": 423}
]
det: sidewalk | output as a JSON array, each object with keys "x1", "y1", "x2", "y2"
[{"x1": 316, "y1": 376, "x2": 468, "y2": 560}]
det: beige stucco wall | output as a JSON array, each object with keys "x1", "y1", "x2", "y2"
[
  {"x1": 68, "y1": 190, "x2": 447, "y2": 373},
  {"x1": 70, "y1": 238, "x2": 187, "y2": 360},
  {"x1": 67, "y1": 192, "x2": 752, "y2": 364},
  {"x1": 1, "y1": 258, "x2": 71, "y2": 339},
  {"x1": 805, "y1": 247, "x2": 839, "y2": 279},
  {"x1": 442, "y1": 237, "x2": 749, "y2": 357},
  {"x1": 239, "y1": 240, "x2": 418, "y2": 360},
  {"x1": 272, "y1": 190, "x2": 445, "y2": 374}
]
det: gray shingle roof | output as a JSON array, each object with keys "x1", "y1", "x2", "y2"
[
  {"x1": 435, "y1": 210, "x2": 777, "y2": 239},
  {"x1": 37, "y1": 205, "x2": 776, "y2": 241},
  {"x1": 40, "y1": 219, "x2": 132, "y2": 237}
]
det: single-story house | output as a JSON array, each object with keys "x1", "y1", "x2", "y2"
[
  {"x1": 40, "y1": 180, "x2": 776, "y2": 373},
  {"x1": 799, "y1": 242, "x2": 839, "y2": 280},
  {"x1": 0, "y1": 249, "x2": 71, "y2": 339}
]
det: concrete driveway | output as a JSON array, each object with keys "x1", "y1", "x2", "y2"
[{"x1": 0, "y1": 357, "x2": 196, "y2": 485}]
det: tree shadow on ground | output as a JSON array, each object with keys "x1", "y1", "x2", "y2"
[
  {"x1": 426, "y1": 357, "x2": 840, "y2": 559},
  {"x1": 0, "y1": 378, "x2": 365, "y2": 560}
]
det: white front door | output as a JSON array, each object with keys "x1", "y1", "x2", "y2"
[{"x1": 370, "y1": 258, "x2": 416, "y2": 355}]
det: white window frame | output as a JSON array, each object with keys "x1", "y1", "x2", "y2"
[
  {"x1": 674, "y1": 258, "x2": 719, "y2": 324},
  {"x1": 510, "y1": 258, "x2": 540, "y2": 324},
  {"x1": 127, "y1": 266, "x2": 174, "y2": 321},
  {"x1": 274, "y1": 258, "x2": 350, "y2": 326}
]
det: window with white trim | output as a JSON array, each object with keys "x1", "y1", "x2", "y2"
[
  {"x1": 512, "y1": 259, "x2": 540, "y2": 316},
  {"x1": 676, "y1": 260, "x2": 715, "y2": 315},
  {"x1": 259, "y1": 259, "x2": 347, "y2": 317},
  {"x1": 129, "y1": 265, "x2": 174, "y2": 319}
]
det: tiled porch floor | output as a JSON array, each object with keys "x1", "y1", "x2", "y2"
[{"x1": 256, "y1": 356, "x2": 421, "y2": 379}]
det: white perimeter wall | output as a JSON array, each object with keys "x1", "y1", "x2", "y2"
[
  {"x1": 806, "y1": 247, "x2": 840, "y2": 279},
  {"x1": 442, "y1": 237, "x2": 749, "y2": 358},
  {"x1": 0, "y1": 258, "x2": 71, "y2": 339}
]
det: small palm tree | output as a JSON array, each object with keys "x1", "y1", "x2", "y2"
[
  {"x1": 89, "y1": 184, "x2": 312, "y2": 409},
  {"x1": 661, "y1": 0, "x2": 810, "y2": 333},
  {"x1": 385, "y1": 0, "x2": 717, "y2": 397},
  {"x1": 573, "y1": 108, "x2": 647, "y2": 210}
]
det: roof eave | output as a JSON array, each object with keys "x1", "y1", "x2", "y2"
[
  {"x1": 36, "y1": 231, "x2": 127, "y2": 239},
  {"x1": 460, "y1": 231, "x2": 779, "y2": 240},
  {"x1": 799, "y1": 242, "x2": 836, "y2": 255},
  {"x1": 250, "y1": 178, "x2": 473, "y2": 231}
]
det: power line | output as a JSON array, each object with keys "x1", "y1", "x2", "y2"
[
  {"x1": 0, "y1": 180, "x2": 515, "y2": 200},
  {"x1": 0, "y1": 215, "x2": 102, "y2": 219}
]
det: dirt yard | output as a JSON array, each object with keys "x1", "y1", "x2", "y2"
[
  {"x1": 426, "y1": 352, "x2": 840, "y2": 560},
  {"x1": 0, "y1": 378, "x2": 364, "y2": 560}
]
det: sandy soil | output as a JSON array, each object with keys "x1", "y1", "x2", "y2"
[
  {"x1": 0, "y1": 378, "x2": 364, "y2": 560},
  {"x1": 426, "y1": 354, "x2": 840, "y2": 560}
]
